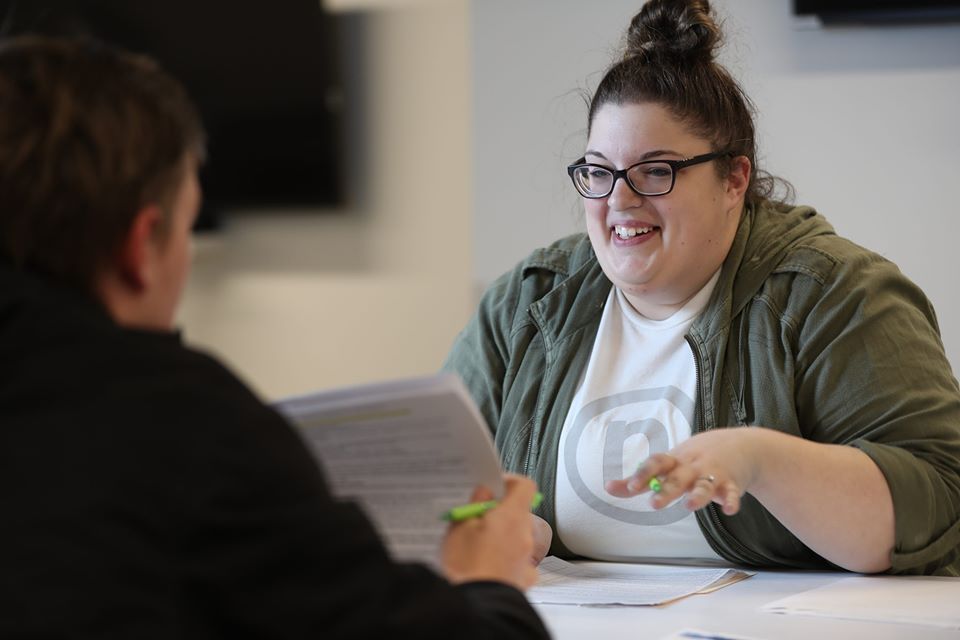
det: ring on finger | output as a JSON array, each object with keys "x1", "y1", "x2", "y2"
[{"x1": 697, "y1": 474, "x2": 717, "y2": 485}]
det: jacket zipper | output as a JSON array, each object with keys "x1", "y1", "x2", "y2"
[
  {"x1": 522, "y1": 420, "x2": 535, "y2": 477},
  {"x1": 685, "y1": 334, "x2": 764, "y2": 565},
  {"x1": 686, "y1": 334, "x2": 706, "y2": 437}
]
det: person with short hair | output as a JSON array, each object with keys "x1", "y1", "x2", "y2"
[
  {"x1": 0, "y1": 35, "x2": 549, "y2": 638},
  {"x1": 445, "y1": 0, "x2": 960, "y2": 576}
]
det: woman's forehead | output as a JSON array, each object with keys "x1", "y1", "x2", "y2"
[{"x1": 587, "y1": 102, "x2": 707, "y2": 158}]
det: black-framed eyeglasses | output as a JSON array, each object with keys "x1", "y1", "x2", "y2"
[{"x1": 566, "y1": 151, "x2": 732, "y2": 199}]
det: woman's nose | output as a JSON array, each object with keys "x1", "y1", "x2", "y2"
[{"x1": 606, "y1": 175, "x2": 644, "y2": 210}]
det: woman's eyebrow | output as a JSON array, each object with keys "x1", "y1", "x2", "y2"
[{"x1": 584, "y1": 148, "x2": 681, "y2": 162}]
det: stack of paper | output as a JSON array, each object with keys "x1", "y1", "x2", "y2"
[
  {"x1": 275, "y1": 373, "x2": 504, "y2": 568},
  {"x1": 529, "y1": 556, "x2": 753, "y2": 606}
]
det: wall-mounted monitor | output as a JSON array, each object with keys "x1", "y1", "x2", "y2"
[
  {"x1": 0, "y1": 0, "x2": 346, "y2": 229},
  {"x1": 794, "y1": 0, "x2": 960, "y2": 25}
]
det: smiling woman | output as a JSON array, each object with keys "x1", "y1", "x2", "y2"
[
  {"x1": 578, "y1": 102, "x2": 746, "y2": 321},
  {"x1": 444, "y1": 0, "x2": 960, "y2": 577}
]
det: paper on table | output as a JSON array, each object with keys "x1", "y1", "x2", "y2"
[
  {"x1": 275, "y1": 373, "x2": 503, "y2": 569},
  {"x1": 529, "y1": 556, "x2": 753, "y2": 606},
  {"x1": 760, "y1": 575, "x2": 960, "y2": 630},
  {"x1": 657, "y1": 629, "x2": 767, "y2": 640}
]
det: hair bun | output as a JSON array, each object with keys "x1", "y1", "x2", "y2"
[{"x1": 625, "y1": 0, "x2": 721, "y2": 64}]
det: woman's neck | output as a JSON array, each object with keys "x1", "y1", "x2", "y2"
[{"x1": 621, "y1": 268, "x2": 722, "y2": 321}]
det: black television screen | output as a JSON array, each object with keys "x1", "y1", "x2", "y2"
[
  {"x1": 794, "y1": 0, "x2": 960, "y2": 24},
  {"x1": 0, "y1": 0, "x2": 346, "y2": 228}
]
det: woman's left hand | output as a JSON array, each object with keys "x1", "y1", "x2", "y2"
[
  {"x1": 530, "y1": 514, "x2": 553, "y2": 566},
  {"x1": 604, "y1": 427, "x2": 761, "y2": 515}
]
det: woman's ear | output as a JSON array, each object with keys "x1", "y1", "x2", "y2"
[
  {"x1": 116, "y1": 205, "x2": 163, "y2": 292},
  {"x1": 725, "y1": 155, "x2": 751, "y2": 204}
]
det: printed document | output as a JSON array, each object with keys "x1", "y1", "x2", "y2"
[
  {"x1": 761, "y1": 575, "x2": 960, "y2": 630},
  {"x1": 275, "y1": 373, "x2": 503, "y2": 569},
  {"x1": 529, "y1": 556, "x2": 753, "y2": 606}
]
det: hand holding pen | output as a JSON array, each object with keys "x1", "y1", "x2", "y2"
[
  {"x1": 441, "y1": 491, "x2": 543, "y2": 522},
  {"x1": 440, "y1": 474, "x2": 541, "y2": 591}
]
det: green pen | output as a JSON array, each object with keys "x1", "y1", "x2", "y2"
[{"x1": 441, "y1": 491, "x2": 543, "y2": 522}]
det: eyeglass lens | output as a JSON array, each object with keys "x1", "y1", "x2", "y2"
[{"x1": 571, "y1": 162, "x2": 674, "y2": 197}]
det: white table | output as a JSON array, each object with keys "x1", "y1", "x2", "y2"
[{"x1": 535, "y1": 568, "x2": 959, "y2": 639}]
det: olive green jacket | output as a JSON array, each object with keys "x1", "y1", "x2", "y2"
[{"x1": 444, "y1": 202, "x2": 960, "y2": 575}]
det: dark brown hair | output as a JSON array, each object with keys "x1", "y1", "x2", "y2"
[
  {"x1": 588, "y1": 0, "x2": 791, "y2": 205},
  {"x1": 0, "y1": 35, "x2": 205, "y2": 290}
]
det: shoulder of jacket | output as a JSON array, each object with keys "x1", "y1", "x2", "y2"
[
  {"x1": 775, "y1": 232, "x2": 893, "y2": 288},
  {"x1": 476, "y1": 234, "x2": 595, "y2": 331},
  {"x1": 746, "y1": 203, "x2": 889, "y2": 288},
  {"x1": 518, "y1": 233, "x2": 592, "y2": 278}
]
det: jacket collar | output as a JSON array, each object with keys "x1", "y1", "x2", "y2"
[
  {"x1": 521, "y1": 201, "x2": 836, "y2": 347},
  {"x1": 694, "y1": 202, "x2": 835, "y2": 342},
  {"x1": 524, "y1": 236, "x2": 609, "y2": 349}
]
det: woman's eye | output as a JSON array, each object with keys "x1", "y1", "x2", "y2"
[
  {"x1": 588, "y1": 168, "x2": 612, "y2": 179},
  {"x1": 642, "y1": 166, "x2": 671, "y2": 178}
]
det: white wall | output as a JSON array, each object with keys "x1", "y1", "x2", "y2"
[
  {"x1": 471, "y1": 0, "x2": 960, "y2": 371},
  {"x1": 178, "y1": 1, "x2": 474, "y2": 401},
  {"x1": 176, "y1": 0, "x2": 960, "y2": 403}
]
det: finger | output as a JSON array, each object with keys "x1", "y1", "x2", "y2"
[
  {"x1": 683, "y1": 477, "x2": 718, "y2": 511},
  {"x1": 625, "y1": 475, "x2": 653, "y2": 494},
  {"x1": 650, "y1": 464, "x2": 700, "y2": 508},
  {"x1": 522, "y1": 564, "x2": 539, "y2": 590},
  {"x1": 717, "y1": 485, "x2": 742, "y2": 515},
  {"x1": 470, "y1": 484, "x2": 495, "y2": 502},
  {"x1": 623, "y1": 473, "x2": 666, "y2": 495},
  {"x1": 604, "y1": 478, "x2": 636, "y2": 497},
  {"x1": 642, "y1": 453, "x2": 679, "y2": 479},
  {"x1": 444, "y1": 515, "x2": 483, "y2": 536},
  {"x1": 625, "y1": 453, "x2": 679, "y2": 493},
  {"x1": 499, "y1": 474, "x2": 538, "y2": 510}
]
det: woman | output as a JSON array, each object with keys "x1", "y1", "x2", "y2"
[{"x1": 445, "y1": 0, "x2": 960, "y2": 575}]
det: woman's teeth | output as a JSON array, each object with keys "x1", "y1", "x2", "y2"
[{"x1": 614, "y1": 225, "x2": 654, "y2": 239}]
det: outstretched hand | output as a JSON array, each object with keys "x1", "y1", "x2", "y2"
[{"x1": 604, "y1": 427, "x2": 761, "y2": 516}]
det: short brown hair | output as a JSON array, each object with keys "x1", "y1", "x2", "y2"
[{"x1": 0, "y1": 35, "x2": 205, "y2": 290}]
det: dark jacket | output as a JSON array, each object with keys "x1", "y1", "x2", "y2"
[
  {"x1": 0, "y1": 267, "x2": 549, "y2": 639},
  {"x1": 444, "y1": 201, "x2": 960, "y2": 576}
]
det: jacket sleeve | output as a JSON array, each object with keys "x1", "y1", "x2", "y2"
[
  {"x1": 442, "y1": 265, "x2": 525, "y2": 438},
  {"x1": 177, "y1": 367, "x2": 550, "y2": 639},
  {"x1": 442, "y1": 236, "x2": 587, "y2": 445},
  {"x1": 791, "y1": 246, "x2": 960, "y2": 575}
]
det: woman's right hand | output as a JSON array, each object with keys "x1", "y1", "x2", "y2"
[{"x1": 441, "y1": 474, "x2": 539, "y2": 591}]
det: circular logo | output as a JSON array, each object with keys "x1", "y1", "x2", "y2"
[{"x1": 563, "y1": 386, "x2": 694, "y2": 524}]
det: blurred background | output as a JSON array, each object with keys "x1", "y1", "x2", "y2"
[
  {"x1": 189, "y1": 0, "x2": 960, "y2": 398},
  {"x1": 4, "y1": 0, "x2": 958, "y2": 400}
]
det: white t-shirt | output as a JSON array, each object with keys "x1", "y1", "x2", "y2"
[{"x1": 555, "y1": 271, "x2": 725, "y2": 562}]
